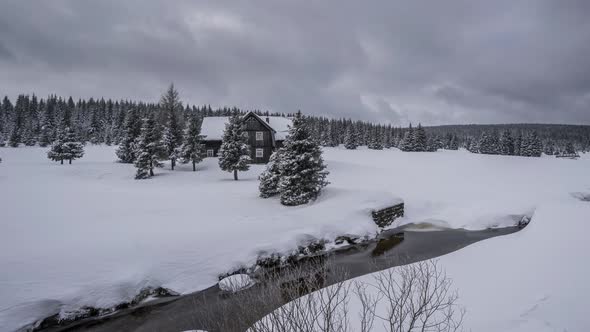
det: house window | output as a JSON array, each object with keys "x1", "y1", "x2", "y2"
[
  {"x1": 207, "y1": 149, "x2": 214, "y2": 157},
  {"x1": 256, "y1": 148, "x2": 264, "y2": 158},
  {"x1": 256, "y1": 131, "x2": 263, "y2": 141}
]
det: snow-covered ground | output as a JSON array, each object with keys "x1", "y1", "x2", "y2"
[{"x1": 0, "y1": 146, "x2": 588, "y2": 331}]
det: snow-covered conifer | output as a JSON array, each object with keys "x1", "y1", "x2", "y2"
[
  {"x1": 514, "y1": 132, "x2": 523, "y2": 156},
  {"x1": 277, "y1": 111, "x2": 329, "y2": 206},
  {"x1": 320, "y1": 125, "x2": 333, "y2": 147},
  {"x1": 116, "y1": 108, "x2": 142, "y2": 163},
  {"x1": 368, "y1": 128, "x2": 384, "y2": 150},
  {"x1": 161, "y1": 84, "x2": 183, "y2": 170},
  {"x1": 528, "y1": 131, "x2": 542, "y2": 157},
  {"x1": 344, "y1": 125, "x2": 358, "y2": 149},
  {"x1": 179, "y1": 114, "x2": 205, "y2": 171},
  {"x1": 47, "y1": 127, "x2": 84, "y2": 164},
  {"x1": 134, "y1": 113, "x2": 166, "y2": 179},
  {"x1": 258, "y1": 148, "x2": 284, "y2": 198},
  {"x1": 448, "y1": 134, "x2": 459, "y2": 150},
  {"x1": 413, "y1": 123, "x2": 427, "y2": 152},
  {"x1": 400, "y1": 124, "x2": 415, "y2": 151},
  {"x1": 565, "y1": 141, "x2": 576, "y2": 154},
  {"x1": 218, "y1": 114, "x2": 251, "y2": 180},
  {"x1": 500, "y1": 130, "x2": 515, "y2": 155}
]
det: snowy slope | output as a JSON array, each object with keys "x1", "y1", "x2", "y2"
[{"x1": 0, "y1": 146, "x2": 588, "y2": 331}]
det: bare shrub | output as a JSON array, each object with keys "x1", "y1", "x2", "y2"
[
  {"x1": 191, "y1": 259, "x2": 464, "y2": 332},
  {"x1": 369, "y1": 260, "x2": 465, "y2": 332}
]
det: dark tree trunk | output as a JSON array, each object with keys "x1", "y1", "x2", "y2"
[
  {"x1": 171, "y1": 158, "x2": 175, "y2": 170},
  {"x1": 69, "y1": 159, "x2": 72, "y2": 164},
  {"x1": 234, "y1": 169, "x2": 238, "y2": 181},
  {"x1": 60, "y1": 159, "x2": 63, "y2": 165},
  {"x1": 150, "y1": 168, "x2": 154, "y2": 177},
  {"x1": 192, "y1": 161, "x2": 196, "y2": 172}
]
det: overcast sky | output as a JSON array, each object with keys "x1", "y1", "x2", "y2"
[{"x1": 1, "y1": 1, "x2": 589, "y2": 125}]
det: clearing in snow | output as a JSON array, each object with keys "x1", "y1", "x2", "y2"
[{"x1": 0, "y1": 145, "x2": 588, "y2": 332}]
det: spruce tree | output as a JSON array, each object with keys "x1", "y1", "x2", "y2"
[
  {"x1": 8, "y1": 95, "x2": 26, "y2": 147},
  {"x1": 528, "y1": 131, "x2": 542, "y2": 157},
  {"x1": 179, "y1": 114, "x2": 205, "y2": 171},
  {"x1": 413, "y1": 123, "x2": 427, "y2": 152},
  {"x1": 368, "y1": 128, "x2": 383, "y2": 150},
  {"x1": 565, "y1": 141, "x2": 576, "y2": 154},
  {"x1": 161, "y1": 84, "x2": 183, "y2": 170},
  {"x1": 401, "y1": 124, "x2": 415, "y2": 151},
  {"x1": 343, "y1": 125, "x2": 357, "y2": 149},
  {"x1": 514, "y1": 132, "x2": 523, "y2": 156},
  {"x1": 258, "y1": 148, "x2": 284, "y2": 198},
  {"x1": 448, "y1": 134, "x2": 459, "y2": 150},
  {"x1": 116, "y1": 108, "x2": 142, "y2": 163},
  {"x1": 319, "y1": 125, "x2": 333, "y2": 147},
  {"x1": 39, "y1": 103, "x2": 56, "y2": 147},
  {"x1": 520, "y1": 133, "x2": 532, "y2": 157},
  {"x1": 218, "y1": 114, "x2": 251, "y2": 180},
  {"x1": 134, "y1": 114, "x2": 166, "y2": 179},
  {"x1": 47, "y1": 127, "x2": 84, "y2": 164},
  {"x1": 88, "y1": 108, "x2": 104, "y2": 144},
  {"x1": 0, "y1": 97, "x2": 5, "y2": 137},
  {"x1": 500, "y1": 130, "x2": 515, "y2": 155},
  {"x1": 277, "y1": 112, "x2": 329, "y2": 206}
]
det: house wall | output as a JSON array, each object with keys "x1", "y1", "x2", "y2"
[
  {"x1": 202, "y1": 114, "x2": 276, "y2": 163},
  {"x1": 204, "y1": 141, "x2": 222, "y2": 157},
  {"x1": 243, "y1": 115, "x2": 273, "y2": 163}
]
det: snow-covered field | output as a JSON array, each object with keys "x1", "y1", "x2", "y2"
[{"x1": 0, "y1": 145, "x2": 589, "y2": 331}]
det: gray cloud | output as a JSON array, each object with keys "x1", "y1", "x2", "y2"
[{"x1": 1, "y1": 0, "x2": 589, "y2": 125}]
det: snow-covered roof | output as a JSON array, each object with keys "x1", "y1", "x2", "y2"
[
  {"x1": 201, "y1": 114, "x2": 292, "y2": 141},
  {"x1": 265, "y1": 116, "x2": 292, "y2": 140},
  {"x1": 201, "y1": 117, "x2": 229, "y2": 141}
]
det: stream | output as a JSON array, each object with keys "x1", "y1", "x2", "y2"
[{"x1": 36, "y1": 221, "x2": 525, "y2": 332}]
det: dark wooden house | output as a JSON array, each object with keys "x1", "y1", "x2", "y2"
[{"x1": 201, "y1": 112, "x2": 292, "y2": 164}]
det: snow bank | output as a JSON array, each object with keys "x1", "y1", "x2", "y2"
[{"x1": 1, "y1": 146, "x2": 588, "y2": 331}]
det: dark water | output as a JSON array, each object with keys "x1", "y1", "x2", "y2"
[{"x1": 38, "y1": 224, "x2": 522, "y2": 332}]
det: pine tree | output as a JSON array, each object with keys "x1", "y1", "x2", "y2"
[
  {"x1": 367, "y1": 128, "x2": 383, "y2": 150},
  {"x1": 401, "y1": 124, "x2": 415, "y2": 151},
  {"x1": 319, "y1": 125, "x2": 333, "y2": 147},
  {"x1": 8, "y1": 95, "x2": 27, "y2": 147},
  {"x1": 514, "y1": 132, "x2": 523, "y2": 156},
  {"x1": 448, "y1": 134, "x2": 459, "y2": 150},
  {"x1": 343, "y1": 125, "x2": 357, "y2": 149},
  {"x1": 479, "y1": 131, "x2": 500, "y2": 155},
  {"x1": 161, "y1": 84, "x2": 183, "y2": 170},
  {"x1": 413, "y1": 123, "x2": 427, "y2": 152},
  {"x1": 39, "y1": 102, "x2": 56, "y2": 147},
  {"x1": 88, "y1": 108, "x2": 104, "y2": 144},
  {"x1": 47, "y1": 127, "x2": 84, "y2": 164},
  {"x1": 276, "y1": 111, "x2": 329, "y2": 206},
  {"x1": 500, "y1": 130, "x2": 515, "y2": 155},
  {"x1": 116, "y1": 108, "x2": 142, "y2": 163},
  {"x1": 528, "y1": 131, "x2": 542, "y2": 157},
  {"x1": 134, "y1": 114, "x2": 166, "y2": 179},
  {"x1": 0, "y1": 97, "x2": 5, "y2": 137},
  {"x1": 258, "y1": 148, "x2": 284, "y2": 198},
  {"x1": 565, "y1": 141, "x2": 576, "y2": 154},
  {"x1": 179, "y1": 114, "x2": 205, "y2": 171},
  {"x1": 218, "y1": 114, "x2": 251, "y2": 180}
]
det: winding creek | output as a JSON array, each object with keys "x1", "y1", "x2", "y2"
[{"x1": 35, "y1": 220, "x2": 527, "y2": 332}]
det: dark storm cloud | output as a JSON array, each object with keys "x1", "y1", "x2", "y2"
[{"x1": 1, "y1": 0, "x2": 589, "y2": 125}]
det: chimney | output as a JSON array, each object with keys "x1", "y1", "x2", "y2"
[{"x1": 266, "y1": 116, "x2": 270, "y2": 123}]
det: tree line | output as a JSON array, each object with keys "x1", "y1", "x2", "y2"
[{"x1": 1, "y1": 90, "x2": 588, "y2": 158}]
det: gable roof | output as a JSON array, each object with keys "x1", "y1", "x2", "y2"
[{"x1": 200, "y1": 113, "x2": 292, "y2": 141}]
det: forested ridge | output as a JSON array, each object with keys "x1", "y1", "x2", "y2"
[{"x1": 1, "y1": 92, "x2": 588, "y2": 156}]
